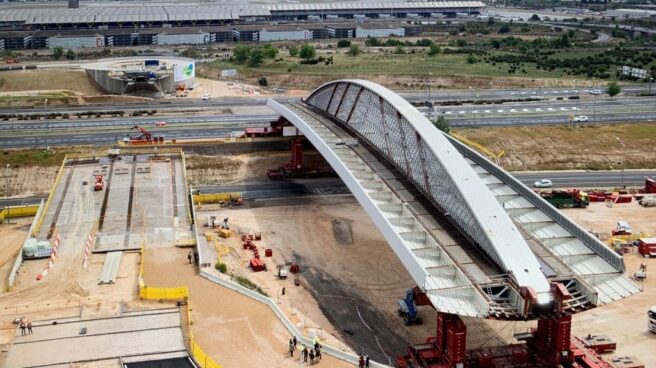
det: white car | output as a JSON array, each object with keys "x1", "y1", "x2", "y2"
[
  {"x1": 202, "y1": 94, "x2": 210, "y2": 100},
  {"x1": 534, "y1": 179, "x2": 553, "y2": 188},
  {"x1": 589, "y1": 89, "x2": 602, "y2": 95},
  {"x1": 649, "y1": 305, "x2": 656, "y2": 333},
  {"x1": 573, "y1": 115, "x2": 589, "y2": 122}
]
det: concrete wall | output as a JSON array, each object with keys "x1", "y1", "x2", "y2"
[
  {"x1": 85, "y1": 69, "x2": 175, "y2": 94},
  {"x1": 355, "y1": 27, "x2": 405, "y2": 38},
  {"x1": 156, "y1": 33, "x2": 210, "y2": 45},
  {"x1": 47, "y1": 35, "x2": 104, "y2": 49},
  {"x1": 259, "y1": 29, "x2": 311, "y2": 41}
]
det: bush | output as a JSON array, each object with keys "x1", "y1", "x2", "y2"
[
  {"x1": 433, "y1": 116, "x2": 451, "y2": 133},
  {"x1": 233, "y1": 45, "x2": 251, "y2": 64},
  {"x1": 365, "y1": 37, "x2": 381, "y2": 47},
  {"x1": 215, "y1": 262, "x2": 227, "y2": 274},
  {"x1": 337, "y1": 40, "x2": 351, "y2": 48},
  {"x1": 258, "y1": 77, "x2": 268, "y2": 86},
  {"x1": 299, "y1": 44, "x2": 316, "y2": 59},
  {"x1": 607, "y1": 81, "x2": 621, "y2": 97},
  {"x1": 288, "y1": 45, "x2": 299, "y2": 57},
  {"x1": 427, "y1": 44, "x2": 441, "y2": 56},
  {"x1": 248, "y1": 48, "x2": 264, "y2": 67},
  {"x1": 393, "y1": 45, "x2": 406, "y2": 54},
  {"x1": 346, "y1": 44, "x2": 361, "y2": 57},
  {"x1": 498, "y1": 24, "x2": 511, "y2": 34},
  {"x1": 262, "y1": 44, "x2": 278, "y2": 59},
  {"x1": 466, "y1": 54, "x2": 478, "y2": 64}
]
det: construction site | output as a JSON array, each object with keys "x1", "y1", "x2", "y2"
[{"x1": 0, "y1": 79, "x2": 655, "y2": 368}]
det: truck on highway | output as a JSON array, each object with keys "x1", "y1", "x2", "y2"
[{"x1": 540, "y1": 190, "x2": 589, "y2": 208}]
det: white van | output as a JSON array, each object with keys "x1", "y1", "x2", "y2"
[{"x1": 649, "y1": 306, "x2": 656, "y2": 333}]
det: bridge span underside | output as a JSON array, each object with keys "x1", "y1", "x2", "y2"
[{"x1": 267, "y1": 80, "x2": 639, "y2": 320}]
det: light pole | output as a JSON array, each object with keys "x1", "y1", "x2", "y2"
[
  {"x1": 4, "y1": 164, "x2": 9, "y2": 224},
  {"x1": 44, "y1": 98, "x2": 48, "y2": 150},
  {"x1": 592, "y1": 90, "x2": 597, "y2": 124},
  {"x1": 616, "y1": 137, "x2": 625, "y2": 189}
]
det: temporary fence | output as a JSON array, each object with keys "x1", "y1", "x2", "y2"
[{"x1": 0, "y1": 205, "x2": 39, "y2": 222}]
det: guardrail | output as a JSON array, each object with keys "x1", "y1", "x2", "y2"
[
  {"x1": 7, "y1": 199, "x2": 45, "y2": 290},
  {"x1": 447, "y1": 135, "x2": 625, "y2": 272}
]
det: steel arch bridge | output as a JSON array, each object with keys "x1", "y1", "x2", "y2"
[{"x1": 267, "y1": 80, "x2": 639, "y2": 319}]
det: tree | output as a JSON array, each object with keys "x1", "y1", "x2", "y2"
[
  {"x1": 498, "y1": 24, "x2": 511, "y2": 34},
  {"x1": 262, "y1": 44, "x2": 278, "y2": 59},
  {"x1": 248, "y1": 48, "x2": 264, "y2": 67},
  {"x1": 337, "y1": 40, "x2": 351, "y2": 48},
  {"x1": 607, "y1": 81, "x2": 621, "y2": 97},
  {"x1": 258, "y1": 77, "x2": 268, "y2": 87},
  {"x1": 288, "y1": 45, "x2": 299, "y2": 57},
  {"x1": 466, "y1": 54, "x2": 478, "y2": 64},
  {"x1": 427, "y1": 43, "x2": 441, "y2": 56},
  {"x1": 346, "y1": 44, "x2": 361, "y2": 57},
  {"x1": 433, "y1": 116, "x2": 451, "y2": 133},
  {"x1": 487, "y1": 17, "x2": 495, "y2": 25},
  {"x1": 233, "y1": 45, "x2": 251, "y2": 64},
  {"x1": 529, "y1": 14, "x2": 540, "y2": 21},
  {"x1": 299, "y1": 44, "x2": 316, "y2": 60},
  {"x1": 65, "y1": 49, "x2": 76, "y2": 60},
  {"x1": 52, "y1": 46, "x2": 64, "y2": 60}
]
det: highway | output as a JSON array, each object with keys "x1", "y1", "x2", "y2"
[{"x1": 1, "y1": 171, "x2": 653, "y2": 210}]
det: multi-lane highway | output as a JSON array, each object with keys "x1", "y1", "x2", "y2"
[{"x1": 1, "y1": 170, "x2": 653, "y2": 210}]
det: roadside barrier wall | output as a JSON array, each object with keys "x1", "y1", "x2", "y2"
[
  {"x1": 0, "y1": 205, "x2": 39, "y2": 222},
  {"x1": 7, "y1": 200, "x2": 45, "y2": 289}
]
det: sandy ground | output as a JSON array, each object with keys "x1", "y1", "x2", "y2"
[
  {"x1": 186, "y1": 151, "x2": 327, "y2": 186},
  {"x1": 0, "y1": 70, "x2": 101, "y2": 96},
  {"x1": 142, "y1": 246, "x2": 353, "y2": 368},
  {"x1": 0, "y1": 218, "x2": 31, "y2": 291},
  {"x1": 562, "y1": 201, "x2": 656, "y2": 366},
  {"x1": 4, "y1": 166, "x2": 59, "y2": 197}
]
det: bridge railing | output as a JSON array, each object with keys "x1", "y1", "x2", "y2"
[{"x1": 447, "y1": 135, "x2": 625, "y2": 272}]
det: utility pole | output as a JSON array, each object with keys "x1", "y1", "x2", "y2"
[
  {"x1": 592, "y1": 92, "x2": 597, "y2": 124},
  {"x1": 616, "y1": 137, "x2": 625, "y2": 189},
  {"x1": 44, "y1": 98, "x2": 48, "y2": 150},
  {"x1": 4, "y1": 164, "x2": 9, "y2": 224}
]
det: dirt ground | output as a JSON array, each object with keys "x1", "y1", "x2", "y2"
[
  {"x1": 0, "y1": 219, "x2": 31, "y2": 291},
  {"x1": 185, "y1": 151, "x2": 327, "y2": 185},
  {"x1": 562, "y1": 201, "x2": 656, "y2": 366},
  {"x1": 197, "y1": 198, "x2": 442, "y2": 363},
  {"x1": 142, "y1": 246, "x2": 353, "y2": 368},
  {"x1": 0, "y1": 70, "x2": 102, "y2": 96},
  {"x1": 455, "y1": 124, "x2": 656, "y2": 171}
]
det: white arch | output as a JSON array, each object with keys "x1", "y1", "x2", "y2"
[{"x1": 306, "y1": 80, "x2": 553, "y2": 305}]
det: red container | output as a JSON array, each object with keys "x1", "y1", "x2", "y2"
[
  {"x1": 255, "y1": 232, "x2": 262, "y2": 241},
  {"x1": 616, "y1": 195, "x2": 632, "y2": 203},
  {"x1": 290, "y1": 264, "x2": 300, "y2": 273},
  {"x1": 241, "y1": 234, "x2": 247, "y2": 241},
  {"x1": 265, "y1": 248, "x2": 273, "y2": 257},
  {"x1": 250, "y1": 258, "x2": 264, "y2": 272}
]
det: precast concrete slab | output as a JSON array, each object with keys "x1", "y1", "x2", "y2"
[{"x1": 5, "y1": 309, "x2": 186, "y2": 368}]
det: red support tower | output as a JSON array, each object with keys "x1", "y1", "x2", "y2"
[{"x1": 530, "y1": 315, "x2": 573, "y2": 366}]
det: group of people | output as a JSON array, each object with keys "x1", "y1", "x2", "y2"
[
  {"x1": 288, "y1": 336, "x2": 323, "y2": 365},
  {"x1": 358, "y1": 354, "x2": 370, "y2": 368},
  {"x1": 18, "y1": 317, "x2": 33, "y2": 336},
  {"x1": 187, "y1": 250, "x2": 199, "y2": 265}
]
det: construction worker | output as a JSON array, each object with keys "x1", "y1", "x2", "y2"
[
  {"x1": 19, "y1": 321, "x2": 25, "y2": 336},
  {"x1": 289, "y1": 339, "x2": 294, "y2": 357},
  {"x1": 365, "y1": 355, "x2": 370, "y2": 368},
  {"x1": 187, "y1": 251, "x2": 192, "y2": 264},
  {"x1": 359, "y1": 355, "x2": 365, "y2": 368},
  {"x1": 309, "y1": 349, "x2": 315, "y2": 364},
  {"x1": 303, "y1": 345, "x2": 308, "y2": 362},
  {"x1": 27, "y1": 321, "x2": 32, "y2": 334},
  {"x1": 292, "y1": 336, "x2": 297, "y2": 349},
  {"x1": 193, "y1": 251, "x2": 199, "y2": 265}
]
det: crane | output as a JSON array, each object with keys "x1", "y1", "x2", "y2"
[{"x1": 128, "y1": 125, "x2": 152, "y2": 142}]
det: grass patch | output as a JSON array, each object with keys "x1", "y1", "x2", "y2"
[
  {"x1": 206, "y1": 51, "x2": 566, "y2": 79},
  {"x1": 232, "y1": 275, "x2": 268, "y2": 297}
]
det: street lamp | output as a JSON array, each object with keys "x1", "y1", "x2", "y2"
[
  {"x1": 44, "y1": 98, "x2": 48, "y2": 150},
  {"x1": 4, "y1": 164, "x2": 9, "y2": 224},
  {"x1": 616, "y1": 137, "x2": 625, "y2": 189}
]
